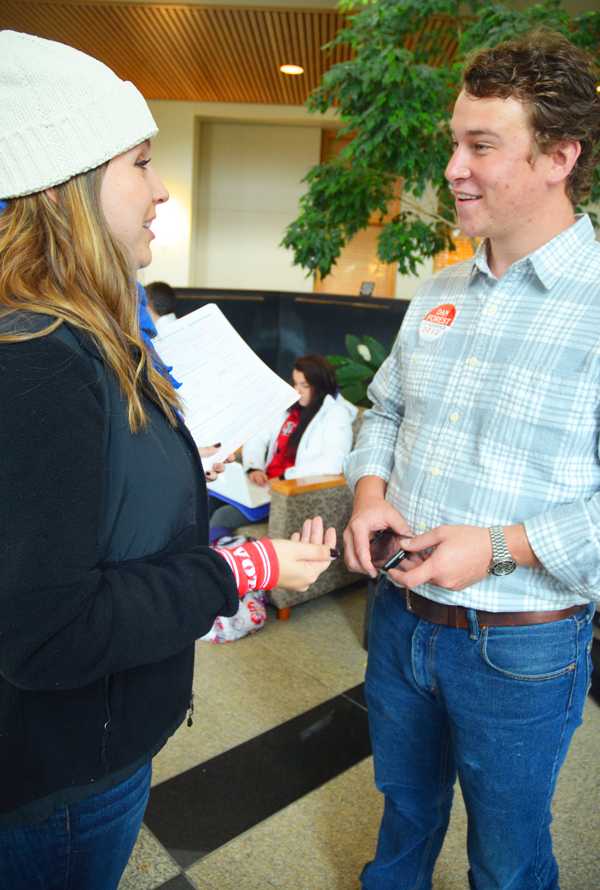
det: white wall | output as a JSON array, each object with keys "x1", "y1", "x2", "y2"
[
  {"x1": 142, "y1": 100, "x2": 335, "y2": 289},
  {"x1": 193, "y1": 121, "x2": 321, "y2": 291},
  {"x1": 141, "y1": 101, "x2": 196, "y2": 287}
]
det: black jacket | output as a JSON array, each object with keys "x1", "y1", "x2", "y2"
[{"x1": 0, "y1": 318, "x2": 238, "y2": 815}]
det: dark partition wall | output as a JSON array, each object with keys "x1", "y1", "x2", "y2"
[{"x1": 172, "y1": 288, "x2": 409, "y2": 378}]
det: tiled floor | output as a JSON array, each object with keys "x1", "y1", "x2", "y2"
[{"x1": 120, "y1": 587, "x2": 600, "y2": 890}]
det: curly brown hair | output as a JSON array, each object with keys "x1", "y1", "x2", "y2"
[{"x1": 462, "y1": 29, "x2": 600, "y2": 205}]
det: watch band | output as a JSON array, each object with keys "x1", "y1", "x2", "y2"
[{"x1": 488, "y1": 526, "x2": 517, "y2": 576}]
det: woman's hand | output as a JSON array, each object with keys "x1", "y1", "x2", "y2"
[
  {"x1": 271, "y1": 516, "x2": 337, "y2": 591},
  {"x1": 199, "y1": 445, "x2": 236, "y2": 482},
  {"x1": 248, "y1": 469, "x2": 269, "y2": 487}
]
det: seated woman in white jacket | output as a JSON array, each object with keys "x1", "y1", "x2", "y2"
[{"x1": 209, "y1": 354, "x2": 357, "y2": 540}]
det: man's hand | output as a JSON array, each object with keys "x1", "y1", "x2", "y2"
[
  {"x1": 248, "y1": 469, "x2": 269, "y2": 487},
  {"x1": 343, "y1": 477, "x2": 413, "y2": 578},
  {"x1": 391, "y1": 525, "x2": 492, "y2": 591},
  {"x1": 392, "y1": 522, "x2": 538, "y2": 590}
]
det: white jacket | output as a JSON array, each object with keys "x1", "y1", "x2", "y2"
[{"x1": 242, "y1": 394, "x2": 357, "y2": 480}]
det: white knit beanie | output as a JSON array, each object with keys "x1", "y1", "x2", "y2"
[{"x1": 0, "y1": 30, "x2": 158, "y2": 199}]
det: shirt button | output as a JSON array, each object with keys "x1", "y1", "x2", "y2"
[
  {"x1": 430, "y1": 467, "x2": 441, "y2": 477},
  {"x1": 484, "y1": 304, "x2": 498, "y2": 316},
  {"x1": 449, "y1": 412, "x2": 460, "y2": 423},
  {"x1": 466, "y1": 356, "x2": 479, "y2": 368}
]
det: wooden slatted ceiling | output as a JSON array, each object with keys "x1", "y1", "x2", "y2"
[{"x1": 0, "y1": 2, "x2": 458, "y2": 106}]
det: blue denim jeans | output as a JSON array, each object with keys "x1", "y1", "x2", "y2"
[
  {"x1": 0, "y1": 761, "x2": 151, "y2": 890},
  {"x1": 361, "y1": 579, "x2": 594, "y2": 890}
]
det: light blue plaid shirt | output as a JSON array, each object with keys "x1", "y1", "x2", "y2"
[{"x1": 345, "y1": 215, "x2": 600, "y2": 611}]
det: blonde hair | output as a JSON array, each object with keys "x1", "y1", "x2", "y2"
[{"x1": 0, "y1": 166, "x2": 181, "y2": 431}]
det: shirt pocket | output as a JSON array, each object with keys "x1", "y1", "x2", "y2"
[
  {"x1": 496, "y1": 358, "x2": 600, "y2": 458},
  {"x1": 401, "y1": 338, "x2": 446, "y2": 414}
]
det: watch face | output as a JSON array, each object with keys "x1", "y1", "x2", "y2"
[{"x1": 491, "y1": 559, "x2": 517, "y2": 576}]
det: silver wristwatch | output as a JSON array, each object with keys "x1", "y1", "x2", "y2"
[{"x1": 488, "y1": 526, "x2": 517, "y2": 576}]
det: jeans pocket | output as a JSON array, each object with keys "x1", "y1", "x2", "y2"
[{"x1": 480, "y1": 620, "x2": 578, "y2": 682}]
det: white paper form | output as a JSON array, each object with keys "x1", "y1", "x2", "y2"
[
  {"x1": 206, "y1": 461, "x2": 271, "y2": 508},
  {"x1": 153, "y1": 304, "x2": 297, "y2": 469}
]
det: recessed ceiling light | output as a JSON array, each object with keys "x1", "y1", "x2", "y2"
[{"x1": 280, "y1": 64, "x2": 304, "y2": 76}]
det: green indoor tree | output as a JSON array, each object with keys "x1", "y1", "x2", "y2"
[{"x1": 282, "y1": 0, "x2": 600, "y2": 279}]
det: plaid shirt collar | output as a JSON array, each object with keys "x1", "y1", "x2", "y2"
[{"x1": 469, "y1": 213, "x2": 595, "y2": 292}]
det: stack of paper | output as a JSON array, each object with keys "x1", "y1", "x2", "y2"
[{"x1": 153, "y1": 303, "x2": 297, "y2": 470}]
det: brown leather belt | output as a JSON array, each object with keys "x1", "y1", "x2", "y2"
[{"x1": 403, "y1": 588, "x2": 584, "y2": 629}]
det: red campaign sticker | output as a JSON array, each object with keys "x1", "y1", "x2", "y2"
[{"x1": 419, "y1": 303, "x2": 456, "y2": 341}]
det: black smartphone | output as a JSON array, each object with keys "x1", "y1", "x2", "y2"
[
  {"x1": 381, "y1": 547, "x2": 409, "y2": 572},
  {"x1": 370, "y1": 529, "x2": 410, "y2": 572}
]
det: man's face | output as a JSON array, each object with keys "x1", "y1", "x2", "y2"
[{"x1": 445, "y1": 90, "x2": 553, "y2": 247}]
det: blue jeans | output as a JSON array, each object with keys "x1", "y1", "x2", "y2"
[
  {"x1": 0, "y1": 761, "x2": 151, "y2": 890},
  {"x1": 361, "y1": 579, "x2": 594, "y2": 890}
]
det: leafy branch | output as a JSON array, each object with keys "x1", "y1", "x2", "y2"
[{"x1": 282, "y1": 0, "x2": 600, "y2": 279}]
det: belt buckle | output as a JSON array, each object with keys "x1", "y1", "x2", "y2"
[{"x1": 405, "y1": 589, "x2": 413, "y2": 612}]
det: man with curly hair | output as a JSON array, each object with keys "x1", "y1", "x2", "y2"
[{"x1": 344, "y1": 30, "x2": 600, "y2": 890}]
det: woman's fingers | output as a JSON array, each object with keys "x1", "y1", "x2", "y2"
[
  {"x1": 308, "y1": 515, "x2": 324, "y2": 545},
  {"x1": 300, "y1": 517, "x2": 312, "y2": 543},
  {"x1": 296, "y1": 541, "x2": 333, "y2": 562},
  {"x1": 324, "y1": 526, "x2": 337, "y2": 550},
  {"x1": 297, "y1": 515, "x2": 326, "y2": 545},
  {"x1": 292, "y1": 517, "x2": 336, "y2": 557}
]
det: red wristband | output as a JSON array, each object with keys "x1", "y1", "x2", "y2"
[{"x1": 212, "y1": 537, "x2": 280, "y2": 596}]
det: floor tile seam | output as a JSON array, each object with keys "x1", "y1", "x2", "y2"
[
  {"x1": 150, "y1": 702, "x2": 337, "y2": 788},
  {"x1": 253, "y1": 633, "x2": 365, "y2": 686},
  {"x1": 254, "y1": 639, "x2": 367, "y2": 679},
  {"x1": 186, "y1": 848, "x2": 279, "y2": 890},
  {"x1": 180, "y1": 868, "x2": 219, "y2": 890},
  {"x1": 185, "y1": 789, "x2": 318, "y2": 868},
  {"x1": 139, "y1": 820, "x2": 187, "y2": 885},
  {"x1": 292, "y1": 672, "x2": 363, "y2": 701},
  {"x1": 152, "y1": 682, "x2": 369, "y2": 791},
  {"x1": 186, "y1": 744, "x2": 373, "y2": 863},
  {"x1": 340, "y1": 690, "x2": 368, "y2": 714},
  {"x1": 253, "y1": 643, "x2": 364, "y2": 694},
  {"x1": 171, "y1": 876, "x2": 202, "y2": 890},
  {"x1": 239, "y1": 640, "x2": 356, "y2": 699},
  {"x1": 151, "y1": 694, "x2": 335, "y2": 782}
]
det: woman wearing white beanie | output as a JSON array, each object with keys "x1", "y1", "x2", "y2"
[{"x1": 0, "y1": 31, "x2": 335, "y2": 889}]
